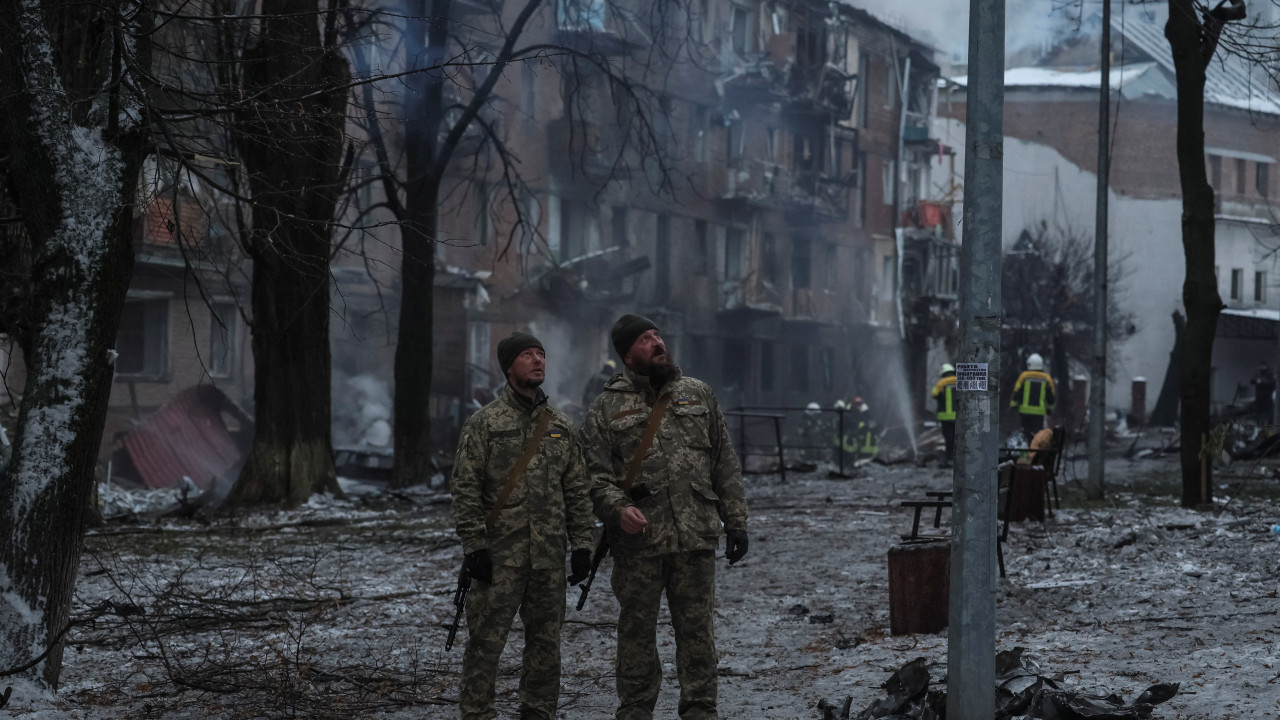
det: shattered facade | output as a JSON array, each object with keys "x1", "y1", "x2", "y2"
[{"x1": 343, "y1": 0, "x2": 948, "y2": 438}]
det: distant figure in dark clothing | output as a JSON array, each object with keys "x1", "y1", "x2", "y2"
[
  {"x1": 1252, "y1": 361, "x2": 1275, "y2": 425},
  {"x1": 581, "y1": 359, "x2": 618, "y2": 410}
]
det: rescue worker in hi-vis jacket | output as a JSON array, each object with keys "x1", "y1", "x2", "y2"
[
  {"x1": 931, "y1": 363, "x2": 957, "y2": 464},
  {"x1": 581, "y1": 314, "x2": 749, "y2": 720},
  {"x1": 1010, "y1": 353, "x2": 1056, "y2": 439},
  {"x1": 449, "y1": 331, "x2": 596, "y2": 720}
]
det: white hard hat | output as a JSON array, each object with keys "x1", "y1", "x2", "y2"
[
  {"x1": 833, "y1": 399, "x2": 850, "y2": 410},
  {"x1": 1027, "y1": 353, "x2": 1045, "y2": 371},
  {"x1": 940, "y1": 363, "x2": 955, "y2": 376},
  {"x1": 805, "y1": 402, "x2": 821, "y2": 416}
]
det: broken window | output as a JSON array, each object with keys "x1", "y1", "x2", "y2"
[
  {"x1": 117, "y1": 298, "x2": 169, "y2": 380},
  {"x1": 882, "y1": 159, "x2": 895, "y2": 206},
  {"x1": 724, "y1": 227, "x2": 746, "y2": 280},
  {"x1": 856, "y1": 51, "x2": 870, "y2": 127},
  {"x1": 691, "y1": 105, "x2": 709, "y2": 163},
  {"x1": 880, "y1": 255, "x2": 896, "y2": 303},
  {"x1": 558, "y1": 198, "x2": 599, "y2": 261},
  {"x1": 726, "y1": 118, "x2": 745, "y2": 165},
  {"x1": 762, "y1": 233, "x2": 779, "y2": 286},
  {"x1": 654, "y1": 214, "x2": 670, "y2": 302},
  {"x1": 790, "y1": 344, "x2": 809, "y2": 393},
  {"x1": 1231, "y1": 268, "x2": 1243, "y2": 301},
  {"x1": 610, "y1": 205, "x2": 628, "y2": 247},
  {"x1": 760, "y1": 341, "x2": 776, "y2": 392},
  {"x1": 723, "y1": 337, "x2": 749, "y2": 390},
  {"x1": 1256, "y1": 271, "x2": 1267, "y2": 303},
  {"x1": 791, "y1": 238, "x2": 811, "y2": 289},
  {"x1": 694, "y1": 219, "x2": 709, "y2": 276},
  {"x1": 468, "y1": 322, "x2": 492, "y2": 390},
  {"x1": 209, "y1": 301, "x2": 237, "y2": 379},
  {"x1": 820, "y1": 346, "x2": 834, "y2": 393},
  {"x1": 731, "y1": 5, "x2": 751, "y2": 56},
  {"x1": 854, "y1": 151, "x2": 867, "y2": 227},
  {"x1": 883, "y1": 57, "x2": 897, "y2": 109}
]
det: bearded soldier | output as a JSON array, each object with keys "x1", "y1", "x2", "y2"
[
  {"x1": 581, "y1": 314, "x2": 749, "y2": 720},
  {"x1": 450, "y1": 331, "x2": 595, "y2": 720}
]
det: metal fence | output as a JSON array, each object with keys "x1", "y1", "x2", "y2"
[{"x1": 725, "y1": 405, "x2": 877, "y2": 479}]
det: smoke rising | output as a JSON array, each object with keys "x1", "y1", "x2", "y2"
[{"x1": 843, "y1": 0, "x2": 1103, "y2": 64}]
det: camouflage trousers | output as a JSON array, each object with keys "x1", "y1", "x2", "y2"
[
  {"x1": 610, "y1": 550, "x2": 718, "y2": 720},
  {"x1": 460, "y1": 563, "x2": 565, "y2": 720}
]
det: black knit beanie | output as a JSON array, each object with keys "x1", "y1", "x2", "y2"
[
  {"x1": 611, "y1": 314, "x2": 659, "y2": 359},
  {"x1": 497, "y1": 331, "x2": 544, "y2": 376}
]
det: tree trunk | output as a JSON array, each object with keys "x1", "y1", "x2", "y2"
[
  {"x1": 391, "y1": 0, "x2": 449, "y2": 488},
  {"x1": 1150, "y1": 310, "x2": 1185, "y2": 427},
  {"x1": 226, "y1": 0, "x2": 348, "y2": 507},
  {"x1": 0, "y1": 2, "x2": 139, "y2": 686},
  {"x1": 1167, "y1": 1, "x2": 1223, "y2": 507}
]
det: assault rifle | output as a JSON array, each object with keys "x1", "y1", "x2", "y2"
[
  {"x1": 445, "y1": 564, "x2": 470, "y2": 651},
  {"x1": 575, "y1": 530, "x2": 611, "y2": 611}
]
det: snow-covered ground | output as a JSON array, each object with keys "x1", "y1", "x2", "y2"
[{"x1": 5, "y1": 451, "x2": 1280, "y2": 719}]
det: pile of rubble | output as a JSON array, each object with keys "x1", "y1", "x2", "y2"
[{"x1": 819, "y1": 650, "x2": 1179, "y2": 720}]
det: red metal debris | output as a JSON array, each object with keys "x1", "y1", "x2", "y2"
[{"x1": 122, "y1": 385, "x2": 247, "y2": 490}]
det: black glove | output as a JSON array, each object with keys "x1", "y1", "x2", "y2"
[
  {"x1": 566, "y1": 548, "x2": 592, "y2": 585},
  {"x1": 463, "y1": 549, "x2": 493, "y2": 584},
  {"x1": 725, "y1": 530, "x2": 749, "y2": 565}
]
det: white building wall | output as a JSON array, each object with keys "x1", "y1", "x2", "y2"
[{"x1": 936, "y1": 116, "x2": 1273, "y2": 416}]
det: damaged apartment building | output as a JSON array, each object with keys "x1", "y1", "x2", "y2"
[{"x1": 389, "y1": 0, "x2": 952, "y2": 442}]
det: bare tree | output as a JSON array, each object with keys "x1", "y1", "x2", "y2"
[
  {"x1": 1002, "y1": 222, "x2": 1135, "y2": 498},
  {"x1": 345, "y1": 0, "x2": 684, "y2": 486},
  {"x1": 222, "y1": 1, "x2": 351, "y2": 506},
  {"x1": 0, "y1": 0, "x2": 151, "y2": 687},
  {"x1": 1166, "y1": 0, "x2": 1245, "y2": 506}
]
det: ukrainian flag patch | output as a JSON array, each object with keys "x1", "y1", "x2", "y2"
[
  {"x1": 676, "y1": 397, "x2": 691, "y2": 406},
  {"x1": 547, "y1": 429, "x2": 564, "y2": 439}
]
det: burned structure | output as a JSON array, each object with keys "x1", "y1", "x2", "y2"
[
  {"x1": 0, "y1": 1, "x2": 950, "y2": 480},
  {"x1": 337, "y1": 0, "x2": 949, "y2": 446}
]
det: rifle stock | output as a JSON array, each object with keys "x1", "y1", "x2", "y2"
[
  {"x1": 575, "y1": 530, "x2": 610, "y2": 611},
  {"x1": 445, "y1": 565, "x2": 470, "y2": 651}
]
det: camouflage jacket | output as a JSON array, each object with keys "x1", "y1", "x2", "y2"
[
  {"x1": 581, "y1": 369, "x2": 747, "y2": 557},
  {"x1": 450, "y1": 385, "x2": 595, "y2": 570}
]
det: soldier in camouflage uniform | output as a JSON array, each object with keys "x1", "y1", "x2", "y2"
[
  {"x1": 450, "y1": 331, "x2": 596, "y2": 720},
  {"x1": 581, "y1": 315, "x2": 749, "y2": 720}
]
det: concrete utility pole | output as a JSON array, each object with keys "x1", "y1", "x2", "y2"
[
  {"x1": 949, "y1": 0, "x2": 1003, "y2": 716},
  {"x1": 1089, "y1": 0, "x2": 1111, "y2": 498}
]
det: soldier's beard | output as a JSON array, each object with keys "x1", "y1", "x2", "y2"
[
  {"x1": 635, "y1": 357, "x2": 680, "y2": 390},
  {"x1": 514, "y1": 376, "x2": 544, "y2": 393}
]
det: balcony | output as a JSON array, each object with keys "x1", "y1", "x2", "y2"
[
  {"x1": 721, "y1": 52, "x2": 786, "y2": 106},
  {"x1": 784, "y1": 63, "x2": 857, "y2": 117},
  {"x1": 719, "y1": 271, "x2": 783, "y2": 319},
  {"x1": 903, "y1": 124, "x2": 931, "y2": 144}
]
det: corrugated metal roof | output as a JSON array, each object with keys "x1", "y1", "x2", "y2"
[
  {"x1": 122, "y1": 385, "x2": 247, "y2": 490},
  {"x1": 1113, "y1": 10, "x2": 1280, "y2": 116}
]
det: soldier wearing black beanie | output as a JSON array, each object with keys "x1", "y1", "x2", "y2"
[
  {"x1": 497, "y1": 331, "x2": 544, "y2": 378},
  {"x1": 610, "y1": 314, "x2": 658, "y2": 360}
]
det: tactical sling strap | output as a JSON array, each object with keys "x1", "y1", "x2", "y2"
[
  {"x1": 622, "y1": 394, "x2": 671, "y2": 491},
  {"x1": 485, "y1": 407, "x2": 555, "y2": 529}
]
